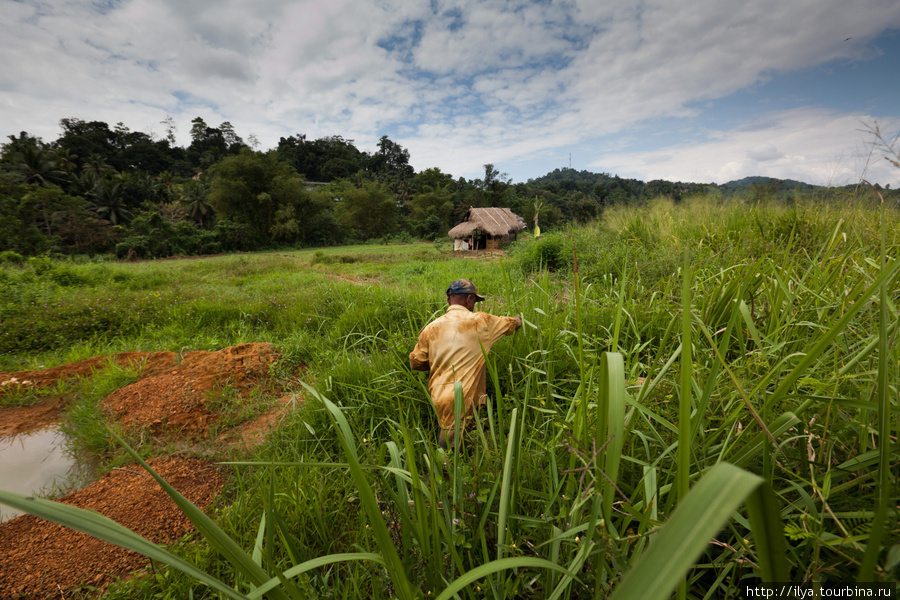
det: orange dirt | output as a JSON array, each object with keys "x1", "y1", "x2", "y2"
[
  {"x1": 102, "y1": 342, "x2": 281, "y2": 437},
  {"x1": 0, "y1": 351, "x2": 180, "y2": 391},
  {"x1": 0, "y1": 456, "x2": 225, "y2": 599},
  {"x1": 0, "y1": 343, "x2": 303, "y2": 599},
  {"x1": 217, "y1": 393, "x2": 301, "y2": 449},
  {"x1": 0, "y1": 352, "x2": 181, "y2": 437},
  {"x1": 0, "y1": 343, "x2": 284, "y2": 438}
]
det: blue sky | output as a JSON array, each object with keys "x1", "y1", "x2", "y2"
[{"x1": 1, "y1": 0, "x2": 899, "y2": 186}]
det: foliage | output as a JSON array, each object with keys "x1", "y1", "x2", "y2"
[
  {"x1": 3, "y1": 116, "x2": 899, "y2": 271},
  {"x1": 507, "y1": 231, "x2": 571, "y2": 272}
]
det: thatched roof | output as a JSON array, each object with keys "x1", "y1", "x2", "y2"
[{"x1": 448, "y1": 207, "x2": 525, "y2": 239}]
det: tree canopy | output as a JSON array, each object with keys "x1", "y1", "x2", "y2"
[{"x1": 2, "y1": 116, "x2": 891, "y2": 259}]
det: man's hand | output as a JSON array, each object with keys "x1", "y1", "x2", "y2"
[{"x1": 513, "y1": 315, "x2": 523, "y2": 330}]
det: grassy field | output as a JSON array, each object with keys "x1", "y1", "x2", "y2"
[{"x1": 1, "y1": 196, "x2": 898, "y2": 598}]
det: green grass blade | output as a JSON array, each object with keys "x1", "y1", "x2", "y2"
[
  {"x1": 859, "y1": 202, "x2": 895, "y2": 582},
  {"x1": 434, "y1": 557, "x2": 571, "y2": 600},
  {"x1": 314, "y1": 391, "x2": 417, "y2": 600},
  {"x1": 497, "y1": 407, "x2": 519, "y2": 561},
  {"x1": 764, "y1": 254, "x2": 900, "y2": 412},
  {"x1": 744, "y1": 481, "x2": 790, "y2": 581},
  {"x1": 247, "y1": 553, "x2": 386, "y2": 600},
  {"x1": 253, "y1": 511, "x2": 267, "y2": 567},
  {"x1": 677, "y1": 252, "x2": 693, "y2": 504},
  {"x1": 609, "y1": 463, "x2": 772, "y2": 600},
  {"x1": 728, "y1": 412, "x2": 800, "y2": 467},
  {"x1": 598, "y1": 352, "x2": 626, "y2": 524}
]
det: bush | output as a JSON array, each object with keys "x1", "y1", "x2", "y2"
[
  {"x1": 115, "y1": 235, "x2": 154, "y2": 260},
  {"x1": 214, "y1": 217, "x2": 258, "y2": 252},
  {"x1": 0, "y1": 250, "x2": 24, "y2": 265},
  {"x1": 27, "y1": 255, "x2": 54, "y2": 274},
  {"x1": 508, "y1": 233, "x2": 571, "y2": 272}
]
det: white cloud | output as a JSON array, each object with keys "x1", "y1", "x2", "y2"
[
  {"x1": 0, "y1": 0, "x2": 898, "y2": 183},
  {"x1": 589, "y1": 109, "x2": 900, "y2": 186},
  {"x1": 747, "y1": 144, "x2": 784, "y2": 162}
]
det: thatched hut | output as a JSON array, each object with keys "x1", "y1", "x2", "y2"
[{"x1": 448, "y1": 207, "x2": 526, "y2": 250}]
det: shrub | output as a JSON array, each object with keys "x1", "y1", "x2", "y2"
[
  {"x1": 509, "y1": 233, "x2": 571, "y2": 272},
  {"x1": 0, "y1": 250, "x2": 24, "y2": 265}
]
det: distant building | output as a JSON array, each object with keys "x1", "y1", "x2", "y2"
[{"x1": 448, "y1": 207, "x2": 526, "y2": 251}]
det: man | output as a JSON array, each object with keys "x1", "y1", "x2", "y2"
[{"x1": 409, "y1": 278, "x2": 522, "y2": 447}]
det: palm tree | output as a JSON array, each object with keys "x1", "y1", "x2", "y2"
[
  {"x1": 178, "y1": 180, "x2": 213, "y2": 228},
  {"x1": 52, "y1": 148, "x2": 79, "y2": 175},
  {"x1": 73, "y1": 170, "x2": 100, "y2": 197},
  {"x1": 88, "y1": 178, "x2": 132, "y2": 225},
  {"x1": 83, "y1": 153, "x2": 114, "y2": 180},
  {"x1": 7, "y1": 144, "x2": 68, "y2": 186}
]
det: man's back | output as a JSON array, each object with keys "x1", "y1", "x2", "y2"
[{"x1": 410, "y1": 304, "x2": 518, "y2": 431}]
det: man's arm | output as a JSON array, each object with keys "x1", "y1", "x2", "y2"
[{"x1": 409, "y1": 339, "x2": 430, "y2": 371}]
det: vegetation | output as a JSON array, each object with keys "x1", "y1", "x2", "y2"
[
  {"x1": 4, "y1": 117, "x2": 897, "y2": 261},
  {"x1": 0, "y1": 194, "x2": 898, "y2": 597}
]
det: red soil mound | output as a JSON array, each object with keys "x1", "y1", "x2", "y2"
[
  {"x1": 101, "y1": 342, "x2": 280, "y2": 436},
  {"x1": 0, "y1": 343, "x2": 281, "y2": 437},
  {"x1": 0, "y1": 344, "x2": 298, "y2": 599},
  {"x1": 0, "y1": 352, "x2": 179, "y2": 437},
  {"x1": 0, "y1": 352, "x2": 179, "y2": 391},
  {"x1": 0, "y1": 456, "x2": 225, "y2": 599}
]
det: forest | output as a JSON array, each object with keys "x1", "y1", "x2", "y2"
[{"x1": 1, "y1": 117, "x2": 894, "y2": 260}]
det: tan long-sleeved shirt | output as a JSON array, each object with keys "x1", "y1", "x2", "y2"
[{"x1": 409, "y1": 305, "x2": 519, "y2": 429}]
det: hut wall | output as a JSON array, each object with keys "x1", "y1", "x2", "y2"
[{"x1": 486, "y1": 237, "x2": 501, "y2": 250}]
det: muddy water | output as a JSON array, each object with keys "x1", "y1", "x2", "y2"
[{"x1": 0, "y1": 427, "x2": 96, "y2": 522}]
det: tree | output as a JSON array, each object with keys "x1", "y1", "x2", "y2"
[
  {"x1": 407, "y1": 183, "x2": 454, "y2": 233},
  {"x1": 268, "y1": 174, "x2": 324, "y2": 244},
  {"x1": 88, "y1": 178, "x2": 132, "y2": 225},
  {"x1": 4, "y1": 143, "x2": 68, "y2": 186},
  {"x1": 335, "y1": 181, "x2": 398, "y2": 240},
  {"x1": 470, "y1": 163, "x2": 511, "y2": 207},
  {"x1": 187, "y1": 117, "x2": 245, "y2": 169},
  {"x1": 56, "y1": 118, "x2": 117, "y2": 171},
  {"x1": 160, "y1": 116, "x2": 177, "y2": 146},
  {"x1": 83, "y1": 153, "x2": 115, "y2": 181},
  {"x1": 178, "y1": 180, "x2": 212, "y2": 228},
  {"x1": 413, "y1": 167, "x2": 455, "y2": 192},
  {"x1": 208, "y1": 148, "x2": 319, "y2": 246},
  {"x1": 0, "y1": 181, "x2": 53, "y2": 254},
  {"x1": 53, "y1": 148, "x2": 79, "y2": 175},
  {"x1": 370, "y1": 135, "x2": 414, "y2": 181},
  {"x1": 276, "y1": 134, "x2": 367, "y2": 182}
]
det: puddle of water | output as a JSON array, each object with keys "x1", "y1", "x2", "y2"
[{"x1": 0, "y1": 427, "x2": 97, "y2": 522}]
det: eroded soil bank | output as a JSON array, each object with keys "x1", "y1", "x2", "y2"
[{"x1": 0, "y1": 343, "x2": 300, "y2": 599}]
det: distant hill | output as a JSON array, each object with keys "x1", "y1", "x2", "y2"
[
  {"x1": 524, "y1": 169, "x2": 895, "y2": 203},
  {"x1": 718, "y1": 176, "x2": 818, "y2": 191}
]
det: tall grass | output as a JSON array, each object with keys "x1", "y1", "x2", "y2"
[{"x1": 1, "y1": 195, "x2": 898, "y2": 597}]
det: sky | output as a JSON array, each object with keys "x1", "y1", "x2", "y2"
[{"x1": 2, "y1": 0, "x2": 900, "y2": 187}]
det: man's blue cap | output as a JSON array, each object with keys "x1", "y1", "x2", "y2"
[{"x1": 446, "y1": 278, "x2": 485, "y2": 302}]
